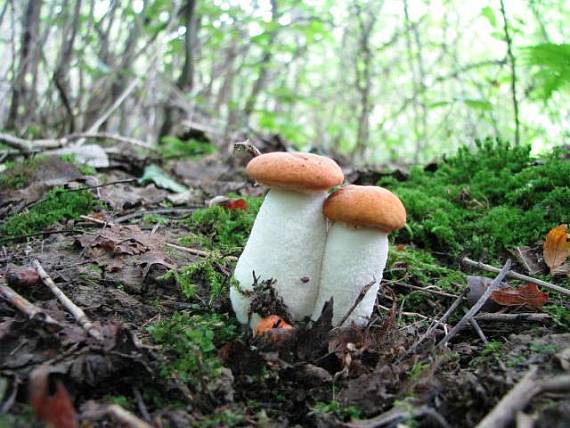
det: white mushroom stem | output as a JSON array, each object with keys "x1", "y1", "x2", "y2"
[
  {"x1": 312, "y1": 223, "x2": 389, "y2": 326},
  {"x1": 232, "y1": 189, "x2": 328, "y2": 326}
]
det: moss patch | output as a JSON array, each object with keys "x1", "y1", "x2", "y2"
[
  {"x1": 160, "y1": 136, "x2": 217, "y2": 159},
  {"x1": 380, "y1": 139, "x2": 570, "y2": 262},
  {"x1": 147, "y1": 312, "x2": 238, "y2": 389},
  {"x1": 182, "y1": 197, "x2": 263, "y2": 253},
  {"x1": 1, "y1": 188, "x2": 96, "y2": 237}
]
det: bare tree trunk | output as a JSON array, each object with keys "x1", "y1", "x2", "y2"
[
  {"x1": 243, "y1": 0, "x2": 279, "y2": 126},
  {"x1": 53, "y1": 0, "x2": 82, "y2": 133},
  {"x1": 499, "y1": 0, "x2": 520, "y2": 146},
  {"x1": 352, "y1": 0, "x2": 380, "y2": 162},
  {"x1": 7, "y1": 0, "x2": 43, "y2": 131},
  {"x1": 160, "y1": 0, "x2": 198, "y2": 138}
]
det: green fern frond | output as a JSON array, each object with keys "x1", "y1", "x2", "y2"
[{"x1": 522, "y1": 43, "x2": 570, "y2": 100}]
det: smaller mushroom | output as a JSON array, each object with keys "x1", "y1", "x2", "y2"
[{"x1": 311, "y1": 185, "x2": 406, "y2": 326}]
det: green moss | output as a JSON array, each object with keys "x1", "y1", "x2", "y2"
[
  {"x1": 147, "y1": 312, "x2": 238, "y2": 389},
  {"x1": 312, "y1": 401, "x2": 362, "y2": 421},
  {"x1": 197, "y1": 409, "x2": 246, "y2": 427},
  {"x1": 481, "y1": 340, "x2": 504, "y2": 357},
  {"x1": 1, "y1": 188, "x2": 95, "y2": 237},
  {"x1": 386, "y1": 246, "x2": 465, "y2": 292},
  {"x1": 59, "y1": 153, "x2": 96, "y2": 175},
  {"x1": 0, "y1": 157, "x2": 44, "y2": 190},
  {"x1": 544, "y1": 304, "x2": 570, "y2": 328},
  {"x1": 381, "y1": 139, "x2": 570, "y2": 261},
  {"x1": 174, "y1": 256, "x2": 232, "y2": 303},
  {"x1": 160, "y1": 136, "x2": 217, "y2": 159},
  {"x1": 183, "y1": 197, "x2": 263, "y2": 252},
  {"x1": 143, "y1": 214, "x2": 170, "y2": 225}
]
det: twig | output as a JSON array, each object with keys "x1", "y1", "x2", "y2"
[
  {"x1": 67, "y1": 178, "x2": 138, "y2": 193},
  {"x1": 377, "y1": 303, "x2": 429, "y2": 320},
  {"x1": 476, "y1": 366, "x2": 539, "y2": 428},
  {"x1": 32, "y1": 260, "x2": 102, "y2": 341},
  {"x1": 338, "y1": 280, "x2": 376, "y2": 326},
  {"x1": 438, "y1": 260, "x2": 511, "y2": 348},
  {"x1": 402, "y1": 287, "x2": 469, "y2": 360},
  {"x1": 132, "y1": 387, "x2": 151, "y2": 423},
  {"x1": 83, "y1": 404, "x2": 153, "y2": 428},
  {"x1": 233, "y1": 139, "x2": 261, "y2": 157},
  {"x1": 464, "y1": 307, "x2": 488, "y2": 344},
  {"x1": 165, "y1": 242, "x2": 238, "y2": 262},
  {"x1": 462, "y1": 257, "x2": 570, "y2": 297},
  {"x1": 0, "y1": 283, "x2": 62, "y2": 328},
  {"x1": 114, "y1": 207, "x2": 201, "y2": 223},
  {"x1": 475, "y1": 313, "x2": 551, "y2": 322},
  {"x1": 391, "y1": 281, "x2": 460, "y2": 298}
]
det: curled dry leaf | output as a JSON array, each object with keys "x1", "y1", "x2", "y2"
[
  {"x1": 490, "y1": 283, "x2": 548, "y2": 310},
  {"x1": 30, "y1": 366, "x2": 78, "y2": 428},
  {"x1": 543, "y1": 224, "x2": 570, "y2": 274},
  {"x1": 6, "y1": 265, "x2": 40, "y2": 287}
]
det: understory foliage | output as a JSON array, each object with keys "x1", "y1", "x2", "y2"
[
  {"x1": 381, "y1": 139, "x2": 570, "y2": 261},
  {"x1": 147, "y1": 312, "x2": 238, "y2": 388}
]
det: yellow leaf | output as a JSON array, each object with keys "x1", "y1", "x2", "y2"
[{"x1": 543, "y1": 224, "x2": 570, "y2": 274}]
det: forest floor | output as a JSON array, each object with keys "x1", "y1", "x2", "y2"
[{"x1": 0, "y1": 137, "x2": 569, "y2": 428}]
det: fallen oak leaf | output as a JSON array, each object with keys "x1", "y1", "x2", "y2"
[
  {"x1": 490, "y1": 283, "x2": 548, "y2": 310},
  {"x1": 543, "y1": 224, "x2": 570, "y2": 274},
  {"x1": 30, "y1": 366, "x2": 78, "y2": 428}
]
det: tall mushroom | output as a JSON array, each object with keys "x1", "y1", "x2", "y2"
[
  {"x1": 311, "y1": 185, "x2": 406, "y2": 326},
  {"x1": 232, "y1": 152, "x2": 344, "y2": 327}
]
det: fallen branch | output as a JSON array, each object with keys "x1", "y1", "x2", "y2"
[
  {"x1": 345, "y1": 404, "x2": 451, "y2": 428},
  {"x1": 462, "y1": 257, "x2": 570, "y2": 297},
  {"x1": 476, "y1": 371, "x2": 570, "y2": 428},
  {"x1": 32, "y1": 260, "x2": 102, "y2": 341},
  {"x1": 82, "y1": 403, "x2": 153, "y2": 428},
  {"x1": 0, "y1": 282, "x2": 62, "y2": 328},
  {"x1": 475, "y1": 313, "x2": 551, "y2": 322},
  {"x1": 476, "y1": 366, "x2": 539, "y2": 428},
  {"x1": 438, "y1": 260, "x2": 511, "y2": 348},
  {"x1": 0, "y1": 131, "x2": 153, "y2": 153}
]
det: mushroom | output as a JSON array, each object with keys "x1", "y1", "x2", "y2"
[
  {"x1": 231, "y1": 152, "x2": 344, "y2": 327},
  {"x1": 311, "y1": 185, "x2": 406, "y2": 327}
]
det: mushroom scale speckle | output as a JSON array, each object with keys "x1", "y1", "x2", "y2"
[
  {"x1": 311, "y1": 185, "x2": 406, "y2": 327},
  {"x1": 232, "y1": 152, "x2": 344, "y2": 327}
]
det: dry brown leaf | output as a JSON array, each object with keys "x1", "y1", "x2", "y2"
[
  {"x1": 30, "y1": 366, "x2": 78, "y2": 428},
  {"x1": 490, "y1": 283, "x2": 548, "y2": 309},
  {"x1": 543, "y1": 224, "x2": 570, "y2": 274}
]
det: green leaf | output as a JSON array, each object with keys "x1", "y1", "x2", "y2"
[
  {"x1": 428, "y1": 100, "x2": 450, "y2": 109},
  {"x1": 462, "y1": 98, "x2": 493, "y2": 111},
  {"x1": 139, "y1": 165, "x2": 187, "y2": 193},
  {"x1": 481, "y1": 6, "x2": 497, "y2": 27}
]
